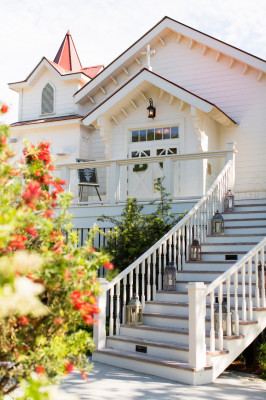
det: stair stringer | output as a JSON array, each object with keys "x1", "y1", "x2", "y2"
[{"x1": 208, "y1": 310, "x2": 266, "y2": 381}]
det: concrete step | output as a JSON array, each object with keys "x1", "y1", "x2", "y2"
[
  {"x1": 92, "y1": 348, "x2": 213, "y2": 384},
  {"x1": 106, "y1": 335, "x2": 189, "y2": 362},
  {"x1": 223, "y1": 218, "x2": 266, "y2": 227},
  {"x1": 201, "y1": 242, "x2": 259, "y2": 253},
  {"x1": 205, "y1": 234, "x2": 265, "y2": 244},
  {"x1": 225, "y1": 226, "x2": 266, "y2": 235}
]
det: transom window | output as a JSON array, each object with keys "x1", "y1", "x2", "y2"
[
  {"x1": 131, "y1": 125, "x2": 179, "y2": 142},
  {"x1": 41, "y1": 83, "x2": 54, "y2": 114}
]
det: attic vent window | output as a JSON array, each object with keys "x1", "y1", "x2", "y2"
[{"x1": 41, "y1": 83, "x2": 54, "y2": 114}]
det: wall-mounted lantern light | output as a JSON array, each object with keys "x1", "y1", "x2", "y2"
[{"x1": 147, "y1": 98, "x2": 156, "y2": 119}]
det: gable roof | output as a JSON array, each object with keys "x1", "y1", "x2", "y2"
[
  {"x1": 74, "y1": 16, "x2": 266, "y2": 103},
  {"x1": 10, "y1": 114, "x2": 83, "y2": 127},
  {"x1": 82, "y1": 68, "x2": 236, "y2": 127}
]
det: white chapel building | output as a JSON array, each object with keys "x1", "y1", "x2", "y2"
[{"x1": 8, "y1": 17, "x2": 266, "y2": 384}]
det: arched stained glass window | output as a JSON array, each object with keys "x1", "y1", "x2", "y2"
[{"x1": 41, "y1": 83, "x2": 54, "y2": 114}]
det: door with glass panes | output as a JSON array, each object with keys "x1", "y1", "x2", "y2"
[{"x1": 128, "y1": 125, "x2": 180, "y2": 199}]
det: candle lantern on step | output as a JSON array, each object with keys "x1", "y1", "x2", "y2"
[
  {"x1": 211, "y1": 210, "x2": 224, "y2": 235},
  {"x1": 224, "y1": 190, "x2": 235, "y2": 212},
  {"x1": 126, "y1": 295, "x2": 143, "y2": 325},
  {"x1": 214, "y1": 299, "x2": 232, "y2": 335},
  {"x1": 189, "y1": 239, "x2": 202, "y2": 262},
  {"x1": 163, "y1": 262, "x2": 176, "y2": 291}
]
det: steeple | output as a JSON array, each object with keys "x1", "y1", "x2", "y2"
[{"x1": 53, "y1": 30, "x2": 82, "y2": 72}]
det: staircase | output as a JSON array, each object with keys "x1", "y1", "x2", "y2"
[{"x1": 92, "y1": 160, "x2": 266, "y2": 385}]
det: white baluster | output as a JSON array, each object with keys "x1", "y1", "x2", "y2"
[
  {"x1": 181, "y1": 226, "x2": 185, "y2": 269},
  {"x1": 178, "y1": 230, "x2": 181, "y2": 270},
  {"x1": 122, "y1": 276, "x2": 127, "y2": 324},
  {"x1": 163, "y1": 241, "x2": 167, "y2": 271},
  {"x1": 241, "y1": 264, "x2": 247, "y2": 321},
  {"x1": 218, "y1": 284, "x2": 223, "y2": 350},
  {"x1": 169, "y1": 235, "x2": 172, "y2": 264},
  {"x1": 210, "y1": 291, "x2": 215, "y2": 352},
  {"x1": 141, "y1": 260, "x2": 145, "y2": 307},
  {"x1": 135, "y1": 265, "x2": 140, "y2": 299},
  {"x1": 152, "y1": 251, "x2": 157, "y2": 300},
  {"x1": 255, "y1": 253, "x2": 260, "y2": 308},
  {"x1": 158, "y1": 245, "x2": 162, "y2": 291},
  {"x1": 116, "y1": 281, "x2": 120, "y2": 334},
  {"x1": 261, "y1": 248, "x2": 265, "y2": 307},
  {"x1": 147, "y1": 256, "x2": 151, "y2": 301},
  {"x1": 226, "y1": 277, "x2": 232, "y2": 336},
  {"x1": 248, "y1": 259, "x2": 253, "y2": 321},
  {"x1": 129, "y1": 270, "x2": 133, "y2": 299},
  {"x1": 173, "y1": 232, "x2": 177, "y2": 269},
  {"x1": 109, "y1": 286, "x2": 114, "y2": 336},
  {"x1": 234, "y1": 271, "x2": 239, "y2": 335},
  {"x1": 186, "y1": 219, "x2": 190, "y2": 261}
]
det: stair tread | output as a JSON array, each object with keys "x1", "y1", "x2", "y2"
[
  {"x1": 95, "y1": 348, "x2": 212, "y2": 371},
  {"x1": 177, "y1": 270, "x2": 225, "y2": 274},
  {"x1": 121, "y1": 324, "x2": 189, "y2": 335},
  {"x1": 108, "y1": 335, "x2": 189, "y2": 351}
]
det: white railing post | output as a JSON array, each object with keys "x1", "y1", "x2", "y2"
[
  {"x1": 163, "y1": 158, "x2": 173, "y2": 197},
  {"x1": 188, "y1": 282, "x2": 207, "y2": 370},
  {"x1": 225, "y1": 140, "x2": 236, "y2": 190},
  {"x1": 107, "y1": 162, "x2": 118, "y2": 203},
  {"x1": 94, "y1": 278, "x2": 108, "y2": 350}
]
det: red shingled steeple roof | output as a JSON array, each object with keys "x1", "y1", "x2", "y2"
[{"x1": 54, "y1": 30, "x2": 83, "y2": 72}]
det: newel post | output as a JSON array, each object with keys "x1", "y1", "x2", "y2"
[
  {"x1": 94, "y1": 278, "x2": 108, "y2": 350},
  {"x1": 225, "y1": 140, "x2": 236, "y2": 190},
  {"x1": 187, "y1": 282, "x2": 207, "y2": 371}
]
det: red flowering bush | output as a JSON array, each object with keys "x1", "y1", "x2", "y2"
[{"x1": 0, "y1": 107, "x2": 112, "y2": 397}]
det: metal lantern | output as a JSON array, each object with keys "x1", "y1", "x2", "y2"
[
  {"x1": 163, "y1": 262, "x2": 176, "y2": 291},
  {"x1": 214, "y1": 300, "x2": 232, "y2": 335},
  {"x1": 126, "y1": 295, "x2": 143, "y2": 325},
  {"x1": 147, "y1": 98, "x2": 156, "y2": 119},
  {"x1": 189, "y1": 239, "x2": 202, "y2": 262},
  {"x1": 211, "y1": 210, "x2": 225, "y2": 235},
  {"x1": 224, "y1": 190, "x2": 235, "y2": 212}
]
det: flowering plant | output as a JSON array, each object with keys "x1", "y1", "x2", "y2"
[{"x1": 0, "y1": 105, "x2": 111, "y2": 397}]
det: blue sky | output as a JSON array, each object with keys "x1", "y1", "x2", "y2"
[{"x1": 1, "y1": 0, "x2": 265, "y2": 123}]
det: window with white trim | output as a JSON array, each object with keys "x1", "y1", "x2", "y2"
[
  {"x1": 131, "y1": 125, "x2": 179, "y2": 142},
  {"x1": 41, "y1": 83, "x2": 54, "y2": 114}
]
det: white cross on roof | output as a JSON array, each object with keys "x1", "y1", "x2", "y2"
[{"x1": 141, "y1": 44, "x2": 155, "y2": 71}]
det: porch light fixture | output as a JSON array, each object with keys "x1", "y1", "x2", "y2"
[
  {"x1": 126, "y1": 295, "x2": 143, "y2": 325},
  {"x1": 163, "y1": 262, "x2": 176, "y2": 291},
  {"x1": 211, "y1": 210, "x2": 225, "y2": 235},
  {"x1": 214, "y1": 299, "x2": 232, "y2": 335},
  {"x1": 189, "y1": 239, "x2": 202, "y2": 262},
  {"x1": 224, "y1": 190, "x2": 235, "y2": 212},
  {"x1": 147, "y1": 98, "x2": 156, "y2": 119}
]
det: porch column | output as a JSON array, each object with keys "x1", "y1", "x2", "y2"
[
  {"x1": 118, "y1": 165, "x2": 128, "y2": 202},
  {"x1": 225, "y1": 140, "x2": 236, "y2": 190},
  {"x1": 94, "y1": 278, "x2": 108, "y2": 350},
  {"x1": 60, "y1": 166, "x2": 70, "y2": 191},
  {"x1": 187, "y1": 282, "x2": 207, "y2": 371},
  {"x1": 163, "y1": 158, "x2": 173, "y2": 197},
  {"x1": 107, "y1": 162, "x2": 118, "y2": 203}
]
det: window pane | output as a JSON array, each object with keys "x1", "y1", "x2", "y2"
[
  {"x1": 171, "y1": 126, "x2": 179, "y2": 138},
  {"x1": 147, "y1": 129, "x2": 154, "y2": 141},
  {"x1": 155, "y1": 128, "x2": 163, "y2": 140},
  {"x1": 169, "y1": 148, "x2": 177, "y2": 154},
  {"x1": 131, "y1": 151, "x2": 138, "y2": 158},
  {"x1": 132, "y1": 131, "x2": 139, "y2": 142},
  {"x1": 157, "y1": 148, "x2": 166, "y2": 156},
  {"x1": 162, "y1": 127, "x2": 170, "y2": 139},
  {"x1": 139, "y1": 129, "x2": 147, "y2": 142},
  {"x1": 141, "y1": 150, "x2": 150, "y2": 157}
]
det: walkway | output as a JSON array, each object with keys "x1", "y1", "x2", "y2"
[{"x1": 60, "y1": 360, "x2": 266, "y2": 400}]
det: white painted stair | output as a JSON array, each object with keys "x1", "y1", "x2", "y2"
[{"x1": 93, "y1": 197, "x2": 266, "y2": 385}]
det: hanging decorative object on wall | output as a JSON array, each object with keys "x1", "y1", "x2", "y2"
[
  {"x1": 211, "y1": 210, "x2": 225, "y2": 235},
  {"x1": 224, "y1": 190, "x2": 235, "y2": 212},
  {"x1": 133, "y1": 164, "x2": 148, "y2": 172}
]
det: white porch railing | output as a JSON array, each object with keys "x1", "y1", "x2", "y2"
[
  {"x1": 94, "y1": 144, "x2": 236, "y2": 360},
  {"x1": 57, "y1": 141, "x2": 236, "y2": 204},
  {"x1": 205, "y1": 238, "x2": 266, "y2": 352}
]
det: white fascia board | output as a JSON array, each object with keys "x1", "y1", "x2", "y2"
[
  {"x1": 75, "y1": 17, "x2": 266, "y2": 103},
  {"x1": 74, "y1": 19, "x2": 170, "y2": 103},
  {"x1": 10, "y1": 118, "x2": 81, "y2": 131},
  {"x1": 166, "y1": 19, "x2": 266, "y2": 72},
  {"x1": 82, "y1": 69, "x2": 214, "y2": 126}
]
